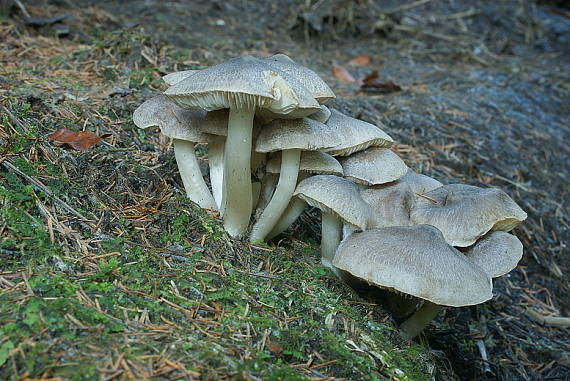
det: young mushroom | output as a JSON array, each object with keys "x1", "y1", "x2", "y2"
[
  {"x1": 410, "y1": 184, "x2": 527, "y2": 247},
  {"x1": 265, "y1": 151, "x2": 344, "y2": 240},
  {"x1": 340, "y1": 147, "x2": 408, "y2": 187},
  {"x1": 132, "y1": 95, "x2": 216, "y2": 209},
  {"x1": 250, "y1": 118, "x2": 340, "y2": 242},
  {"x1": 293, "y1": 175, "x2": 372, "y2": 269},
  {"x1": 332, "y1": 225, "x2": 493, "y2": 340},
  {"x1": 165, "y1": 56, "x2": 321, "y2": 236}
]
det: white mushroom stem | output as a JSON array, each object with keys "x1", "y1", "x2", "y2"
[
  {"x1": 250, "y1": 149, "x2": 301, "y2": 242},
  {"x1": 223, "y1": 107, "x2": 255, "y2": 237},
  {"x1": 399, "y1": 301, "x2": 444, "y2": 340},
  {"x1": 208, "y1": 135, "x2": 225, "y2": 212},
  {"x1": 173, "y1": 139, "x2": 217, "y2": 209},
  {"x1": 256, "y1": 173, "x2": 278, "y2": 212},
  {"x1": 266, "y1": 198, "x2": 307, "y2": 240},
  {"x1": 321, "y1": 212, "x2": 342, "y2": 268}
]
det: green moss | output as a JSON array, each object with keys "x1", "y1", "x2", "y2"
[{"x1": 0, "y1": 31, "x2": 437, "y2": 377}]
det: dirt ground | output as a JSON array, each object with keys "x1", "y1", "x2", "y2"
[{"x1": 1, "y1": 0, "x2": 569, "y2": 380}]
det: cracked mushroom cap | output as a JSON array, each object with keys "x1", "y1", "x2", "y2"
[
  {"x1": 308, "y1": 105, "x2": 331, "y2": 123},
  {"x1": 132, "y1": 95, "x2": 209, "y2": 143},
  {"x1": 266, "y1": 151, "x2": 343, "y2": 175},
  {"x1": 263, "y1": 54, "x2": 335, "y2": 104},
  {"x1": 162, "y1": 70, "x2": 197, "y2": 86},
  {"x1": 333, "y1": 225, "x2": 493, "y2": 307},
  {"x1": 340, "y1": 147, "x2": 408, "y2": 186},
  {"x1": 324, "y1": 109, "x2": 393, "y2": 156},
  {"x1": 293, "y1": 175, "x2": 371, "y2": 230},
  {"x1": 165, "y1": 55, "x2": 320, "y2": 118},
  {"x1": 464, "y1": 231, "x2": 523, "y2": 278},
  {"x1": 410, "y1": 184, "x2": 527, "y2": 247},
  {"x1": 254, "y1": 118, "x2": 339, "y2": 153}
]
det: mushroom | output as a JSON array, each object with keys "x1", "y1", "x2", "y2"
[
  {"x1": 265, "y1": 150, "x2": 343, "y2": 176},
  {"x1": 197, "y1": 110, "x2": 266, "y2": 212},
  {"x1": 410, "y1": 184, "x2": 527, "y2": 247},
  {"x1": 258, "y1": 150, "x2": 342, "y2": 214},
  {"x1": 165, "y1": 56, "x2": 321, "y2": 236},
  {"x1": 263, "y1": 54, "x2": 336, "y2": 104},
  {"x1": 399, "y1": 169, "x2": 443, "y2": 194},
  {"x1": 293, "y1": 175, "x2": 372, "y2": 268},
  {"x1": 332, "y1": 225, "x2": 492, "y2": 339},
  {"x1": 132, "y1": 95, "x2": 216, "y2": 209},
  {"x1": 250, "y1": 118, "x2": 340, "y2": 242},
  {"x1": 264, "y1": 151, "x2": 344, "y2": 240},
  {"x1": 464, "y1": 231, "x2": 524, "y2": 278},
  {"x1": 358, "y1": 170, "x2": 442, "y2": 230},
  {"x1": 324, "y1": 109, "x2": 393, "y2": 156},
  {"x1": 360, "y1": 182, "x2": 416, "y2": 229},
  {"x1": 340, "y1": 147, "x2": 408, "y2": 186}
]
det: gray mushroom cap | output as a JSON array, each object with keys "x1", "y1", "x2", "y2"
[
  {"x1": 360, "y1": 181, "x2": 415, "y2": 228},
  {"x1": 324, "y1": 109, "x2": 394, "y2": 156},
  {"x1": 132, "y1": 95, "x2": 209, "y2": 143},
  {"x1": 359, "y1": 170, "x2": 443, "y2": 228},
  {"x1": 333, "y1": 225, "x2": 493, "y2": 307},
  {"x1": 464, "y1": 231, "x2": 524, "y2": 278},
  {"x1": 263, "y1": 54, "x2": 335, "y2": 104},
  {"x1": 163, "y1": 70, "x2": 197, "y2": 86},
  {"x1": 410, "y1": 184, "x2": 527, "y2": 247},
  {"x1": 340, "y1": 147, "x2": 408, "y2": 186},
  {"x1": 266, "y1": 151, "x2": 343, "y2": 175},
  {"x1": 165, "y1": 55, "x2": 320, "y2": 118},
  {"x1": 294, "y1": 175, "x2": 371, "y2": 230},
  {"x1": 400, "y1": 169, "x2": 443, "y2": 194},
  {"x1": 254, "y1": 118, "x2": 340, "y2": 153}
]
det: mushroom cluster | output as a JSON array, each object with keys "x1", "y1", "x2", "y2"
[{"x1": 133, "y1": 55, "x2": 527, "y2": 339}]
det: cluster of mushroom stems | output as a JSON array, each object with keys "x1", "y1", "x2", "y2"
[{"x1": 133, "y1": 55, "x2": 527, "y2": 340}]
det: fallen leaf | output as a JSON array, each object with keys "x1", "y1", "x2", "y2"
[
  {"x1": 331, "y1": 63, "x2": 356, "y2": 82},
  {"x1": 48, "y1": 128, "x2": 102, "y2": 151},
  {"x1": 266, "y1": 340, "x2": 283, "y2": 355},
  {"x1": 348, "y1": 55, "x2": 371, "y2": 67},
  {"x1": 360, "y1": 70, "x2": 403, "y2": 94}
]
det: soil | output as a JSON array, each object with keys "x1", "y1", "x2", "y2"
[{"x1": 1, "y1": 0, "x2": 569, "y2": 380}]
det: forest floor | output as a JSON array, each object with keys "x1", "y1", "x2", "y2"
[{"x1": 1, "y1": 0, "x2": 569, "y2": 380}]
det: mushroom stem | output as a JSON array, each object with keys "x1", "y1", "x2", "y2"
[
  {"x1": 223, "y1": 107, "x2": 255, "y2": 237},
  {"x1": 266, "y1": 198, "x2": 307, "y2": 240},
  {"x1": 399, "y1": 301, "x2": 443, "y2": 340},
  {"x1": 321, "y1": 212, "x2": 342, "y2": 268},
  {"x1": 208, "y1": 135, "x2": 225, "y2": 212},
  {"x1": 256, "y1": 173, "x2": 278, "y2": 212},
  {"x1": 173, "y1": 139, "x2": 217, "y2": 209},
  {"x1": 250, "y1": 149, "x2": 301, "y2": 242}
]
